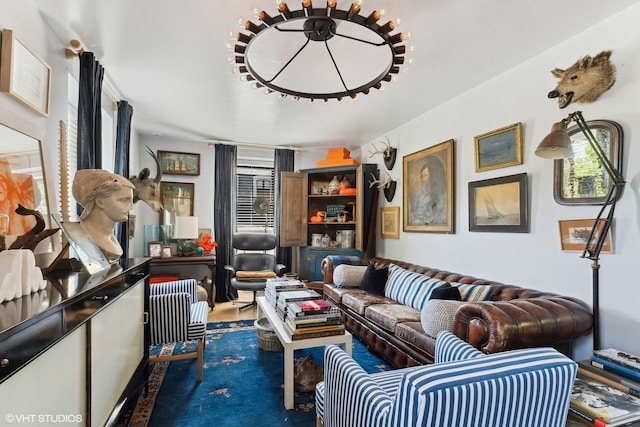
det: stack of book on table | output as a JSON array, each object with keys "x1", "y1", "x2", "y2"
[
  {"x1": 283, "y1": 299, "x2": 344, "y2": 341},
  {"x1": 265, "y1": 278, "x2": 307, "y2": 306},
  {"x1": 275, "y1": 288, "x2": 321, "y2": 321},
  {"x1": 569, "y1": 347, "x2": 640, "y2": 426}
]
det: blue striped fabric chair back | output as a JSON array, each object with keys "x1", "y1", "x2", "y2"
[{"x1": 389, "y1": 347, "x2": 577, "y2": 427}]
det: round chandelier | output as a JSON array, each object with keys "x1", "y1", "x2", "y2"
[{"x1": 230, "y1": 0, "x2": 410, "y2": 102}]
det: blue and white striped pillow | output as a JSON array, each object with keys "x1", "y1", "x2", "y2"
[
  {"x1": 385, "y1": 264, "x2": 447, "y2": 310},
  {"x1": 452, "y1": 283, "x2": 493, "y2": 301}
]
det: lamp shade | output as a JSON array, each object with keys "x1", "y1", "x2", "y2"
[
  {"x1": 535, "y1": 120, "x2": 573, "y2": 159},
  {"x1": 173, "y1": 216, "x2": 199, "y2": 239}
]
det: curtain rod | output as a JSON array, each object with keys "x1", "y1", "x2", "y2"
[{"x1": 206, "y1": 141, "x2": 301, "y2": 153}]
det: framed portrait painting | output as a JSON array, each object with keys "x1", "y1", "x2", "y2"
[
  {"x1": 474, "y1": 123, "x2": 523, "y2": 172},
  {"x1": 468, "y1": 173, "x2": 528, "y2": 233},
  {"x1": 403, "y1": 139, "x2": 455, "y2": 233}
]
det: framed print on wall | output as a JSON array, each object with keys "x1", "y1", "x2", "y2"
[
  {"x1": 474, "y1": 122, "x2": 523, "y2": 172},
  {"x1": 403, "y1": 139, "x2": 455, "y2": 233},
  {"x1": 160, "y1": 181, "x2": 194, "y2": 225},
  {"x1": 381, "y1": 206, "x2": 400, "y2": 239},
  {"x1": 558, "y1": 218, "x2": 612, "y2": 253},
  {"x1": 158, "y1": 150, "x2": 201, "y2": 176},
  {"x1": 468, "y1": 173, "x2": 528, "y2": 233},
  {"x1": 0, "y1": 29, "x2": 51, "y2": 117}
]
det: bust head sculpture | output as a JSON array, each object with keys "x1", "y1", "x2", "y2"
[{"x1": 72, "y1": 169, "x2": 135, "y2": 263}]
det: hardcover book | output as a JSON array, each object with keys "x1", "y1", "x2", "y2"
[
  {"x1": 595, "y1": 349, "x2": 640, "y2": 374},
  {"x1": 571, "y1": 375, "x2": 640, "y2": 425},
  {"x1": 579, "y1": 360, "x2": 640, "y2": 398},
  {"x1": 592, "y1": 356, "x2": 640, "y2": 383}
]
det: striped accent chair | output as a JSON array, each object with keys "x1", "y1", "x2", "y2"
[
  {"x1": 149, "y1": 279, "x2": 209, "y2": 381},
  {"x1": 316, "y1": 331, "x2": 577, "y2": 427}
]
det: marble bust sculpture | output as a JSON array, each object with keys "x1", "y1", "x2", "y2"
[{"x1": 72, "y1": 169, "x2": 135, "y2": 263}]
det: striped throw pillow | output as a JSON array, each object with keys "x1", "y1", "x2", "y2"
[
  {"x1": 385, "y1": 264, "x2": 447, "y2": 310},
  {"x1": 452, "y1": 283, "x2": 493, "y2": 301}
]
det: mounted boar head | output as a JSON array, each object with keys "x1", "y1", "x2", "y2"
[
  {"x1": 130, "y1": 146, "x2": 163, "y2": 212},
  {"x1": 548, "y1": 50, "x2": 616, "y2": 109}
]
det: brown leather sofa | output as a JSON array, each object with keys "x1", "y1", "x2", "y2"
[{"x1": 321, "y1": 256, "x2": 593, "y2": 369}]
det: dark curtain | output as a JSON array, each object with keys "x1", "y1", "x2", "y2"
[
  {"x1": 114, "y1": 101, "x2": 134, "y2": 258},
  {"x1": 214, "y1": 144, "x2": 237, "y2": 302},
  {"x1": 274, "y1": 148, "x2": 294, "y2": 271},
  {"x1": 77, "y1": 51, "x2": 104, "y2": 171}
]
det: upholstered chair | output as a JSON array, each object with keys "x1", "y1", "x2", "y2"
[
  {"x1": 149, "y1": 279, "x2": 209, "y2": 381},
  {"x1": 224, "y1": 233, "x2": 286, "y2": 310},
  {"x1": 316, "y1": 330, "x2": 577, "y2": 427}
]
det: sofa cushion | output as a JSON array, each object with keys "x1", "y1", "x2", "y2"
[
  {"x1": 365, "y1": 304, "x2": 421, "y2": 332},
  {"x1": 395, "y1": 321, "x2": 436, "y2": 357},
  {"x1": 333, "y1": 264, "x2": 367, "y2": 288},
  {"x1": 453, "y1": 283, "x2": 493, "y2": 301},
  {"x1": 360, "y1": 264, "x2": 388, "y2": 296},
  {"x1": 429, "y1": 283, "x2": 461, "y2": 301},
  {"x1": 385, "y1": 264, "x2": 447, "y2": 310},
  {"x1": 420, "y1": 299, "x2": 466, "y2": 338},
  {"x1": 342, "y1": 292, "x2": 394, "y2": 316}
]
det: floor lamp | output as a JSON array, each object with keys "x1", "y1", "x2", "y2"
[{"x1": 535, "y1": 111, "x2": 626, "y2": 351}]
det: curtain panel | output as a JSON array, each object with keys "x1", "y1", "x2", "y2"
[
  {"x1": 214, "y1": 144, "x2": 237, "y2": 302},
  {"x1": 114, "y1": 101, "x2": 134, "y2": 257},
  {"x1": 77, "y1": 51, "x2": 104, "y2": 171},
  {"x1": 274, "y1": 148, "x2": 294, "y2": 271}
]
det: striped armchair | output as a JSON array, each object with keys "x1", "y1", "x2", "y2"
[
  {"x1": 149, "y1": 279, "x2": 209, "y2": 381},
  {"x1": 316, "y1": 331, "x2": 577, "y2": 427}
]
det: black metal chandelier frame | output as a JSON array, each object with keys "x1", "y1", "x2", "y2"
[{"x1": 232, "y1": 1, "x2": 406, "y2": 101}]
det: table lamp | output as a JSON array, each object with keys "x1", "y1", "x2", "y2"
[
  {"x1": 535, "y1": 110, "x2": 626, "y2": 350},
  {"x1": 174, "y1": 216, "x2": 199, "y2": 256}
]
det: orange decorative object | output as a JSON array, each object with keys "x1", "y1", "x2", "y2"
[
  {"x1": 339, "y1": 188, "x2": 357, "y2": 195},
  {"x1": 310, "y1": 211, "x2": 326, "y2": 223},
  {"x1": 316, "y1": 147, "x2": 359, "y2": 167},
  {"x1": 197, "y1": 233, "x2": 217, "y2": 253}
]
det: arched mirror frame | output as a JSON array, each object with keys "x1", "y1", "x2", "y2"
[
  {"x1": 553, "y1": 119, "x2": 623, "y2": 206},
  {"x1": 0, "y1": 103, "x2": 60, "y2": 264}
]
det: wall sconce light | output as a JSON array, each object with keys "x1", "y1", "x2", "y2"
[{"x1": 535, "y1": 110, "x2": 626, "y2": 351}]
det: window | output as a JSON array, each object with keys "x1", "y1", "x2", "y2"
[{"x1": 236, "y1": 165, "x2": 275, "y2": 233}]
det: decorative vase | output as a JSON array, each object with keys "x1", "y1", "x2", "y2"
[
  {"x1": 328, "y1": 176, "x2": 340, "y2": 195},
  {"x1": 340, "y1": 176, "x2": 351, "y2": 188}
]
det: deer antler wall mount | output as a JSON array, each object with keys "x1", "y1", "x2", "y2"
[
  {"x1": 369, "y1": 171, "x2": 397, "y2": 203},
  {"x1": 368, "y1": 137, "x2": 397, "y2": 170}
]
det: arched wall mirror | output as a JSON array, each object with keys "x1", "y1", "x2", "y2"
[
  {"x1": 0, "y1": 104, "x2": 59, "y2": 260},
  {"x1": 553, "y1": 119, "x2": 623, "y2": 205}
]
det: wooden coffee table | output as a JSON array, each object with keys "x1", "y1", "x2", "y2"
[{"x1": 256, "y1": 296, "x2": 352, "y2": 410}]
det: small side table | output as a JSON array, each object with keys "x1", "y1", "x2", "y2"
[{"x1": 149, "y1": 254, "x2": 216, "y2": 309}]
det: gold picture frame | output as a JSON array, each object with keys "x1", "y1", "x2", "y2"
[
  {"x1": 160, "y1": 181, "x2": 195, "y2": 225},
  {"x1": 403, "y1": 139, "x2": 455, "y2": 233},
  {"x1": 558, "y1": 219, "x2": 612, "y2": 253},
  {"x1": 380, "y1": 206, "x2": 400, "y2": 239},
  {"x1": 474, "y1": 122, "x2": 523, "y2": 172},
  {"x1": 0, "y1": 29, "x2": 51, "y2": 117}
]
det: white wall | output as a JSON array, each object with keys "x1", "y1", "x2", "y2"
[{"x1": 357, "y1": 4, "x2": 640, "y2": 361}]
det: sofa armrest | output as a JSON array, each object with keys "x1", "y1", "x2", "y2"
[
  {"x1": 150, "y1": 278, "x2": 198, "y2": 302},
  {"x1": 149, "y1": 293, "x2": 191, "y2": 344},
  {"x1": 453, "y1": 297, "x2": 593, "y2": 354},
  {"x1": 321, "y1": 255, "x2": 363, "y2": 284},
  {"x1": 322, "y1": 345, "x2": 392, "y2": 427}
]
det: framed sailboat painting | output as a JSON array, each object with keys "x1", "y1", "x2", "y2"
[{"x1": 468, "y1": 173, "x2": 528, "y2": 233}]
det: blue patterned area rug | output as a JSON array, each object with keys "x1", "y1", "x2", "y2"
[{"x1": 117, "y1": 320, "x2": 391, "y2": 427}]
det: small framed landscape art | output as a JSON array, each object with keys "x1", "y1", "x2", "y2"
[
  {"x1": 158, "y1": 150, "x2": 200, "y2": 176},
  {"x1": 468, "y1": 173, "x2": 528, "y2": 233},
  {"x1": 403, "y1": 139, "x2": 455, "y2": 233},
  {"x1": 160, "y1": 181, "x2": 195, "y2": 225},
  {"x1": 474, "y1": 123, "x2": 523, "y2": 172},
  {"x1": 380, "y1": 206, "x2": 400, "y2": 239},
  {"x1": 558, "y1": 218, "x2": 612, "y2": 253}
]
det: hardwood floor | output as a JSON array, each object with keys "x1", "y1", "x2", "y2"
[{"x1": 207, "y1": 290, "x2": 259, "y2": 322}]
